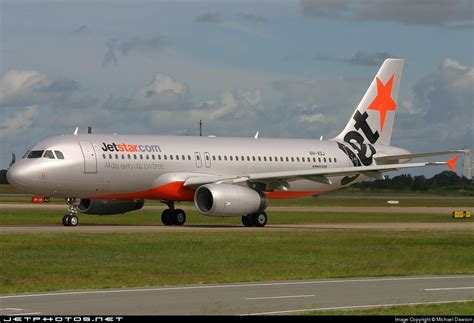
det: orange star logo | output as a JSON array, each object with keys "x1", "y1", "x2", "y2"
[{"x1": 367, "y1": 74, "x2": 396, "y2": 131}]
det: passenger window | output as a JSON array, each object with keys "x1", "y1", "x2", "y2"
[
  {"x1": 334, "y1": 158, "x2": 337, "y2": 163},
  {"x1": 164, "y1": 155, "x2": 167, "y2": 160},
  {"x1": 146, "y1": 155, "x2": 149, "y2": 160},
  {"x1": 286, "y1": 157, "x2": 289, "y2": 162},
  {"x1": 102, "y1": 154, "x2": 106, "y2": 159},
  {"x1": 109, "y1": 154, "x2": 112, "y2": 159},
  {"x1": 247, "y1": 156, "x2": 250, "y2": 161},
  {"x1": 134, "y1": 155, "x2": 137, "y2": 159},
  {"x1": 212, "y1": 156, "x2": 216, "y2": 161},
  {"x1": 54, "y1": 151, "x2": 64, "y2": 159},
  {"x1": 230, "y1": 156, "x2": 233, "y2": 161},
  {"x1": 43, "y1": 150, "x2": 55, "y2": 159},
  {"x1": 252, "y1": 156, "x2": 256, "y2": 161},
  {"x1": 27, "y1": 150, "x2": 44, "y2": 159},
  {"x1": 218, "y1": 156, "x2": 222, "y2": 161},
  {"x1": 152, "y1": 155, "x2": 155, "y2": 160},
  {"x1": 188, "y1": 155, "x2": 191, "y2": 160},
  {"x1": 329, "y1": 158, "x2": 332, "y2": 163},
  {"x1": 205, "y1": 155, "x2": 209, "y2": 161},
  {"x1": 122, "y1": 155, "x2": 125, "y2": 159},
  {"x1": 291, "y1": 157, "x2": 294, "y2": 162},
  {"x1": 269, "y1": 157, "x2": 272, "y2": 162},
  {"x1": 170, "y1": 155, "x2": 174, "y2": 160},
  {"x1": 128, "y1": 154, "x2": 131, "y2": 159},
  {"x1": 224, "y1": 156, "x2": 227, "y2": 161},
  {"x1": 176, "y1": 155, "x2": 179, "y2": 160},
  {"x1": 324, "y1": 158, "x2": 326, "y2": 163},
  {"x1": 313, "y1": 157, "x2": 316, "y2": 162},
  {"x1": 235, "y1": 156, "x2": 239, "y2": 161},
  {"x1": 115, "y1": 154, "x2": 119, "y2": 159},
  {"x1": 258, "y1": 157, "x2": 261, "y2": 162},
  {"x1": 280, "y1": 157, "x2": 283, "y2": 162},
  {"x1": 242, "y1": 156, "x2": 245, "y2": 161},
  {"x1": 302, "y1": 157, "x2": 305, "y2": 162},
  {"x1": 263, "y1": 157, "x2": 267, "y2": 162},
  {"x1": 182, "y1": 155, "x2": 185, "y2": 160},
  {"x1": 318, "y1": 157, "x2": 321, "y2": 162}
]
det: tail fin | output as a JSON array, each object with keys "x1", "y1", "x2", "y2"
[{"x1": 333, "y1": 59, "x2": 404, "y2": 146}]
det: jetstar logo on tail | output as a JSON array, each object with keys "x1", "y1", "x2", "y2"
[
  {"x1": 368, "y1": 74, "x2": 397, "y2": 131},
  {"x1": 101, "y1": 142, "x2": 161, "y2": 153}
]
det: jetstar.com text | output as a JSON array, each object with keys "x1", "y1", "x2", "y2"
[{"x1": 101, "y1": 142, "x2": 161, "y2": 153}]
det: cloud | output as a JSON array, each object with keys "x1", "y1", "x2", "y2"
[
  {"x1": 195, "y1": 12, "x2": 223, "y2": 24},
  {"x1": 300, "y1": 0, "x2": 473, "y2": 26},
  {"x1": 316, "y1": 50, "x2": 395, "y2": 66},
  {"x1": 134, "y1": 73, "x2": 190, "y2": 109},
  {"x1": 237, "y1": 12, "x2": 268, "y2": 23},
  {"x1": 0, "y1": 105, "x2": 40, "y2": 139},
  {"x1": 102, "y1": 36, "x2": 167, "y2": 67},
  {"x1": 72, "y1": 25, "x2": 88, "y2": 34},
  {"x1": 396, "y1": 58, "x2": 473, "y2": 151},
  {"x1": 0, "y1": 70, "x2": 79, "y2": 108}
]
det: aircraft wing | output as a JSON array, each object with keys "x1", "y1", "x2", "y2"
[
  {"x1": 375, "y1": 150, "x2": 467, "y2": 163},
  {"x1": 183, "y1": 159, "x2": 454, "y2": 188}
]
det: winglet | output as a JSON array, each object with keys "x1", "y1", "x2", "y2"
[
  {"x1": 254, "y1": 131, "x2": 259, "y2": 139},
  {"x1": 446, "y1": 155, "x2": 459, "y2": 171},
  {"x1": 73, "y1": 127, "x2": 79, "y2": 135}
]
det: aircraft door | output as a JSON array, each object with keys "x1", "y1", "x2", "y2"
[
  {"x1": 204, "y1": 152, "x2": 211, "y2": 168},
  {"x1": 194, "y1": 152, "x2": 202, "y2": 168},
  {"x1": 78, "y1": 141, "x2": 97, "y2": 173}
]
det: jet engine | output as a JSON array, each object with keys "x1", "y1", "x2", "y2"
[
  {"x1": 78, "y1": 199, "x2": 145, "y2": 215},
  {"x1": 194, "y1": 184, "x2": 267, "y2": 216}
]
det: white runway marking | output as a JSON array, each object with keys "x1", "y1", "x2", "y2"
[
  {"x1": 1, "y1": 275, "x2": 472, "y2": 299},
  {"x1": 0, "y1": 308, "x2": 23, "y2": 311},
  {"x1": 423, "y1": 287, "x2": 474, "y2": 291},
  {"x1": 9, "y1": 312, "x2": 42, "y2": 316},
  {"x1": 243, "y1": 299, "x2": 473, "y2": 315},
  {"x1": 245, "y1": 294, "x2": 314, "y2": 300}
]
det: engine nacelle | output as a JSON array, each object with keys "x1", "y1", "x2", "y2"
[
  {"x1": 194, "y1": 184, "x2": 267, "y2": 216},
  {"x1": 78, "y1": 199, "x2": 144, "y2": 215}
]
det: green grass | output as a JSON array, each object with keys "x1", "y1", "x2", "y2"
[
  {"x1": 0, "y1": 209, "x2": 469, "y2": 225},
  {"x1": 1, "y1": 230, "x2": 473, "y2": 294},
  {"x1": 307, "y1": 301, "x2": 474, "y2": 315}
]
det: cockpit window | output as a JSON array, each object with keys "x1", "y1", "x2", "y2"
[
  {"x1": 43, "y1": 150, "x2": 55, "y2": 159},
  {"x1": 22, "y1": 149, "x2": 31, "y2": 159},
  {"x1": 27, "y1": 150, "x2": 44, "y2": 158},
  {"x1": 55, "y1": 151, "x2": 64, "y2": 159}
]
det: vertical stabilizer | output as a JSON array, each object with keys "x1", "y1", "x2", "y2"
[{"x1": 333, "y1": 59, "x2": 404, "y2": 146}]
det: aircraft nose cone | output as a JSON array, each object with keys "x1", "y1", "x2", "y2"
[{"x1": 6, "y1": 164, "x2": 28, "y2": 188}]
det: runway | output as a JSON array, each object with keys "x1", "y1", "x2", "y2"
[
  {"x1": 1, "y1": 222, "x2": 474, "y2": 233},
  {"x1": 1, "y1": 275, "x2": 472, "y2": 315}
]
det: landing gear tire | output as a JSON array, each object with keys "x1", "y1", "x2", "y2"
[
  {"x1": 172, "y1": 209, "x2": 186, "y2": 226},
  {"x1": 65, "y1": 215, "x2": 79, "y2": 227},
  {"x1": 161, "y1": 209, "x2": 173, "y2": 226},
  {"x1": 242, "y1": 215, "x2": 254, "y2": 227},
  {"x1": 62, "y1": 215, "x2": 69, "y2": 226},
  {"x1": 252, "y1": 212, "x2": 267, "y2": 227}
]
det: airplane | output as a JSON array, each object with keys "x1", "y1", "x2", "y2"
[{"x1": 6, "y1": 59, "x2": 467, "y2": 227}]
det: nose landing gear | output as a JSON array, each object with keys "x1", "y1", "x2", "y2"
[{"x1": 63, "y1": 198, "x2": 80, "y2": 227}]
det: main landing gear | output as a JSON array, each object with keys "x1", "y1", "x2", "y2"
[
  {"x1": 63, "y1": 198, "x2": 80, "y2": 227},
  {"x1": 161, "y1": 201, "x2": 186, "y2": 226},
  {"x1": 242, "y1": 212, "x2": 267, "y2": 227}
]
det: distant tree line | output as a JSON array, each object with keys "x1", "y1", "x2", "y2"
[
  {"x1": 0, "y1": 170, "x2": 7, "y2": 184},
  {"x1": 353, "y1": 171, "x2": 473, "y2": 192}
]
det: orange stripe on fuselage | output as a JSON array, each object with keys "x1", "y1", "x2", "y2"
[
  {"x1": 92, "y1": 181, "x2": 318, "y2": 201},
  {"x1": 92, "y1": 181, "x2": 195, "y2": 201}
]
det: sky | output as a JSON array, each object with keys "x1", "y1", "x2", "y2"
[{"x1": 1, "y1": 0, "x2": 473, "y2": 177}]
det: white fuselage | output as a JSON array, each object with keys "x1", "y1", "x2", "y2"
[{"x1": 7, "y1": 134, "x2": 407, "y2": 201}]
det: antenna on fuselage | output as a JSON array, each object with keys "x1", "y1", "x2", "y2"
[
  {"x1": 199, "y1": 120, "x2": 202, "y2": 136},
  {"x1": 88, "y1": 127, "x2": 92, "y2": 134}
]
